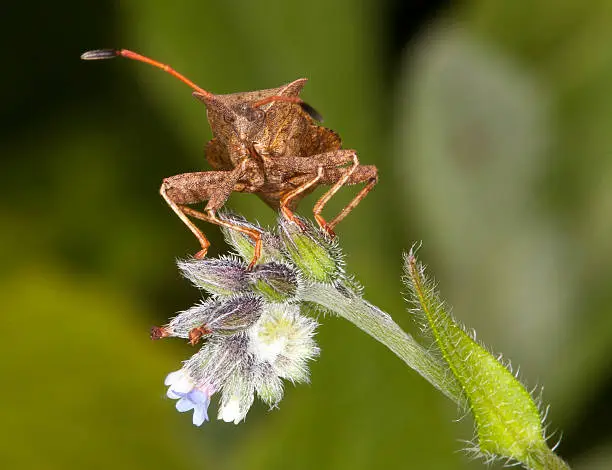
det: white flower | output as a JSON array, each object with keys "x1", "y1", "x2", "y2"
[
  {"x1": 249, "y1": 304, "x2": 320, "y2": 383},
  {"x1": 218, "y1": 397, "x2": 242, "y2": 423}
]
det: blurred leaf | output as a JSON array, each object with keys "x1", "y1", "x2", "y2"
[
  {"x1": 0, "y1": 262, "x2": 205, "y2": 469},
  {"x1": 395, "y1": 24, "x2": 571, "y2": 384}
]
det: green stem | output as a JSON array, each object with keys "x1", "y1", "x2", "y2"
[
  {"x1": 301, "y1": 281, "x2": 464, "y2": 405},
  {"x1": 529, "y1": 448, "x2": 570, "y2": 470}
]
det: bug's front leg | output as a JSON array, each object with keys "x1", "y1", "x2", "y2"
[
  {"x1": 160, "y1": 162, "x2": 262, "y2": 265},
  {"x1": 160, "y1": 171, "x2": 230, "y2": 258},
  {"x1": 279, "y1": 167, "x2": 325, "y2": 229}
]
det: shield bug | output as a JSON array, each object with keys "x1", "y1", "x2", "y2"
[{"x1": 81, "y1": 49, "x2": 378, "y2": 268}]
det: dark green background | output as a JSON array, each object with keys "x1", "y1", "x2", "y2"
[{"x1": 3, "y1": 1, "x2": 612, "y2": 468}]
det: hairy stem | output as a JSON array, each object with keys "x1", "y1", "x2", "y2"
[{"x1": 301, "y1": 281, "x2": 464, "y2": 405}]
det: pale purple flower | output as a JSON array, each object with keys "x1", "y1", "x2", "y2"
[{"x1": 165, "y1": 369, "x2": 214, "y2": 426}]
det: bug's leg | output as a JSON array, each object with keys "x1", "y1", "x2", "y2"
[
  {"x1": 181, "y1": 206, "x2": 263, "y2": 269},
  {"x1": 312, "y1": 152, "x2": 359, "y2": 236},
  {"x1": 270, "y1": 150, "x2": 356, "y2": 174},
  {"x1": 160, "y1": 164, "x2": 252, "y2": 259},
  {"x1": 313, "y1": 159, "x2": 378, "y2": 236},
  {"x1": 279, "y1": 166, "x2": 324, "y2": 229},
  {"x1": 328, "y1": 167, "x2": 378, "y2": 229},
  {"x1": 160, "y1": 182, "x2": 211, "y2": 258}
]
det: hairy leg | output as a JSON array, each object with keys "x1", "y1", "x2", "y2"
[
  {"x1": 279, "y1": 167, "x2": 324, "y2": 228},
  {"x1": 313, "y1": 161, "x2": 378, "y2": 236},
  {"x1": 266, "y1": 150, "x2": 356, "y2": 185},
  {"x1": 160, "y1": 162, "x2": 259, "y2": 261},
  {"x1": 181, "y1": 206, "x2": 262, "y2": 269}
]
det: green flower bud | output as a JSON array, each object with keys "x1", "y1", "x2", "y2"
[
  {"x1": 248, "y1": 262, "x2": 299, "y2": 302},
  {"x1": 219, "y1": 212, "x2": 285, "y2": 264},
  {"x1": 254, "y1": 362, "x2": 284, "y2": 407},
  {"x1": 279, "y1": 217, "x2": 340, "y2": 282}
]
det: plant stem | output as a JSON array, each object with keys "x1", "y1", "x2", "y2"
[{"x1": 301, "y1": 281, "x2": 464, "y2": 405}]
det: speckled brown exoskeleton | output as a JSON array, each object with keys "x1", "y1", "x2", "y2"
[{"x1": 81, "y1": 49, "x2": 378, "y2": 268}]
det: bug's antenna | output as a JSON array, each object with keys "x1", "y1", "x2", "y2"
[{"x1": 81, "y1": 49, "x2": 215, "y2": 101}]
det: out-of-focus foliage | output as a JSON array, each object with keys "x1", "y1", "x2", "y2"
[{"x1": 1, "y1": 0, "x2": 611, "y2": 468}]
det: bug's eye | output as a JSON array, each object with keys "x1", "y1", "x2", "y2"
[
  {"x1": 244, "y1": 106, "x2": 265, "y2": 122},
  {"x1": 252, "y1": 108, "x2": 265, "y2": 121}
]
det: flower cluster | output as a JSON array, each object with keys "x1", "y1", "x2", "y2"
[{"x1": 154, "y1": 215, "x2": 342, "y2": 425}]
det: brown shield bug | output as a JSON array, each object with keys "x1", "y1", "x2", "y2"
[{"x1": 81, "y1": 49, "x2": 378, "y2": 268}]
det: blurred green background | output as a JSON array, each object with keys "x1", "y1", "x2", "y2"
[{"x1": 3, "y1": 0, "x2": 612, "y2": 468}]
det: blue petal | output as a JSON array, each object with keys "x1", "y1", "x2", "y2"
[
  {"x1": 189, "y1": 389, "x2": 210, "y2": 407},
  {"x1": 167, "y1": 388, "x2": 185, "y2": 400},
  {"x1": 192, "y1": 404, "x2": 209, "y2": 426},
  {"x1": 176, "y1": 397, "x2": 195, "y2": 412}
]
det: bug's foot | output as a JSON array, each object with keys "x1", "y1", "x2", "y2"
[
  {"x1": 320, "y1": 222, "x2": 336, "y2": 239},
  {"x1": 281, "y1": 207, "x2": 307, "y2": 231},
  {"x1": 188, "y1": 326, "x2": 211, "y2": 346},
  {"x1": 194, "y1": 248, "x2": 209, "y2": 259},
  {"x1": 247, "y1": 258, "x2": 258, "y2": 271},
  {"x1": 314, "y1": 215, "x2": 336, "y2": 238},
  {"x1": 288, "y1": 215, "x2": 307, "y2": 232}
]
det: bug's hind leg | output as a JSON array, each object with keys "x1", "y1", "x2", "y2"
[{"x1": 313, "y1": 156, "x2": 378, "y2": 237}]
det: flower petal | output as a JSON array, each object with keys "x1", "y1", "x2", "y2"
[
  {"x1": 175, "y1": 397, "x2": 195, "y2": 412},
  {"x1": 170, "y1": 375, "x2": 194, "y2": 394},
  {"x1": 166, "y1": 389, "x2": 182, "y2": 399},
  {"x1": 218, "y1": 397, "x2": 243, "y2": 424},
  {"x1": 164, "y1": 370, "x2": 183, "y2": 386},
  {"x1": 192, "y1": 404, "x2": 209, "y2": 426}
]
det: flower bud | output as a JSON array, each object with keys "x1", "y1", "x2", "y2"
[
  {"x1": 279, "y1": 217, "x2": 340, "y2": 283},
  {"x1": 218, "y1": 366, "x2": 255, "y2": 424},
  {"x1": 164, "y1": 294, "x2": 264, "y2": 341},
  {"x1": 248, "y1": 262, "x2": 299, "y2": 302},
  {"x1": 219, "y1": 212, "x2": 285, "y2": 264},
  {"x1": 178, "y1": 256, "x2": 248, "y2": 297},
  {"x1": 254, "y1": 362, "x2": 284, "y2": 407}
]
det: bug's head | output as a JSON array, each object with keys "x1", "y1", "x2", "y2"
[{"x1": 194, "y1": 93, "x2": 266, "y2": 144}]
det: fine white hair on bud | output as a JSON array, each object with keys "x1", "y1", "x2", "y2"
[
  {"x1": 178, "y1": 256, "x2": 249, "y2": 296},
  {"x1": 163, "y1": 306, "x2": 319, "y2": 425},
  {"x1": 218, "y1": 362, "x2": 256, "y2": 424},
  {"x1": 278, "y1": 216, "x2": 342, "y2": 283},
  {"x1": 164, "y1": 294, "x2": 264, "y2": 339},
  {"x1": 248, "y1": 262, "x2": 299, "y2": 302}
]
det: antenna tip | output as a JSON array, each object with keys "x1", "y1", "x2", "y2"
[{"x1": 81, "y1": 49, "x2": 120, "y2": 61}]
